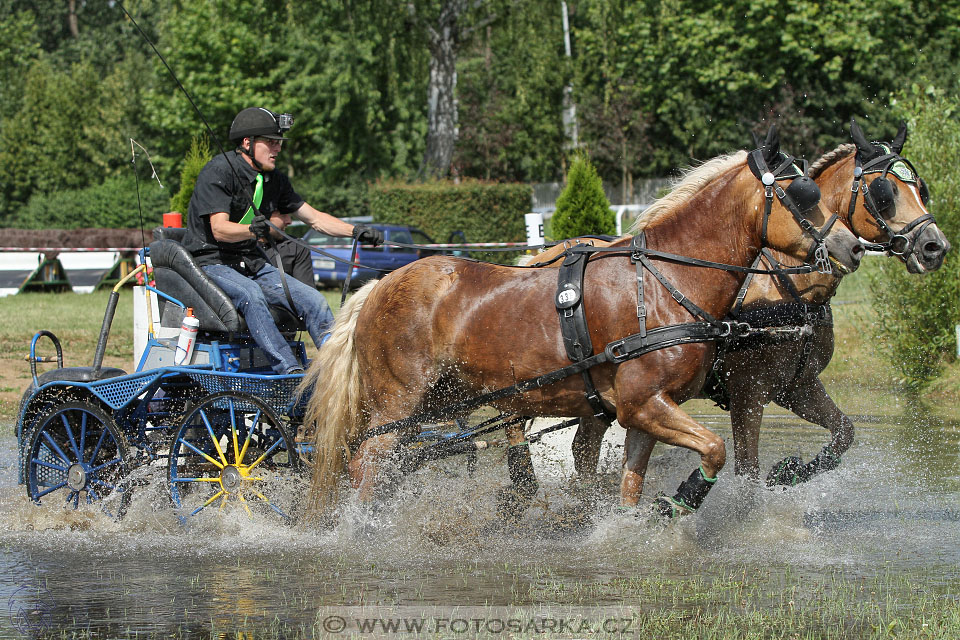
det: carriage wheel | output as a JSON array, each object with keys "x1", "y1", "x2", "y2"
[
  {"x1": 167, "y1": 392, "x2": 301, "y2": 523},
  {"x1": 24, "y1": 401, "x2": 131, "y2": 519}
]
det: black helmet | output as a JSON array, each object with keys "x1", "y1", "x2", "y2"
[{"x1": 229, "y1": 107, "x2": 294, "y2": 144}]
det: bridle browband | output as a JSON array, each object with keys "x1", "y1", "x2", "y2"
[
  {"x1": 748, "y1": 149, "x2": 838, "y2": 275},
  {"x1": 846, "y1": 146, "x2": 935, "y2": 258}
]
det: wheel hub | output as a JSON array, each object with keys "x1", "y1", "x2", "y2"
[
  {"x1": 67, "y1": 464, "x2": 87, "y2": 491},
  {"x1": 220, "y1": 466, "x2": 244, "y2": 492}
]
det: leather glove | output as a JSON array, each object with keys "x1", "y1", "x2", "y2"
[
  {"x1": 352, "y1": 224, "x2": 384, "y2": 246},
  {"x1": 249, "y1": 215, "x2": 271, "y2": 239}
]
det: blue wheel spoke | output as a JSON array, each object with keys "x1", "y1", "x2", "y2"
[
  {"x1": 79, "y1": 412, "x2": 87, "y2": 459},
  {"x1": 87, "y1": 486, "x2": 101, "y2": 502},
  {"x1": 61, "y1": 412, "x2": 82, "y2": 460},
  {"x1": 40, "y1": 432, "x2": 72, "y2": 466},
  {"x1": 34, "y1": 482, "x2": 68, "y2": 499},
  {"x1": 31, "y1": 459, "x2": 67, "y2": 472},
  {"x1": 176, "y1": 436, "x2": 225, "y2": 469},
  {"x1": 88, "y1": 457, "x2": 122, "y2": 474},
  {"x1": 88, "y1": 424, "x2": 110, "y2": 465},
  {"x1": 89, "y1": 479, "x2": 118, "y2": 491}
]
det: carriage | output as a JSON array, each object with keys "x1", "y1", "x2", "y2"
[{"x1": 15, "y1": 123, "x2": 943, "y2": 524}]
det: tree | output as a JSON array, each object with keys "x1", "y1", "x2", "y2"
[
  {"x1": 169, "y1": 135, "x2": 212, "y2": 215},
  {"x1": 405, "y1": 0, "x2": 496, "y2": 178},
  {"x1": 454, "y1": 0, "x2": 567, "y2": 182},
  {"x1": 550, "y1": 153, "x2": 614, "y2": 240},
  {"x1": 867, "y1": 85, "x2": 960, "y2": 392}
]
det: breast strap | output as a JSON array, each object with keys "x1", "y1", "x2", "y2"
[{"x1": 555, "y1": 247, "x2": 615, "y2": 419}]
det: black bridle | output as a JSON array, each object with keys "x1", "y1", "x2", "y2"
[
  {"x1": 749, "y1": 150, "x2": 839, "y2": 275},
  {"x1": 847, "y1": 146, "x2": 934, "y2": 257}
]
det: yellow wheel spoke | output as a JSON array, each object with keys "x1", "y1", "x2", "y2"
[
  {"x1": 237, "y1": 409, "x2": 261, "y2": 465},
  {"x1": 201, "y1": 490, "x2": 225, "y2": 509},
  {"x1": 230, "y1": 402, "x2": 241, "y2": 466},
  {"x1": 200, "y1": 409, "x2": 229, "y2": 467},
  {"x1": 237, "y1": 492, "x2": 253, "y2": 517}
]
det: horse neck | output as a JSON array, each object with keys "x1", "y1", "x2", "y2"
[
  {"x1": 641, "y1": 168, "x2": 760, "y2": 316},
  {"x1": 816, "y1": 154, "x2": 856, "y2": 224}
]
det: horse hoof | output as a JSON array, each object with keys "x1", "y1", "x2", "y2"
[
  {"x1": 766, "y1": 455, "x2": 806, "y2": 487},
  {"x1": 652, "y1": 493, "x2": 694, "y2": 519}
]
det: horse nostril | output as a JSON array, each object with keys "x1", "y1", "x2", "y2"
[{"x1": 923, "y1": 241, "x2": 944, "y2": 257}]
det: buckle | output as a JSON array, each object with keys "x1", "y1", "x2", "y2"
[{"x1": 671, "y1": 290, "x2": 686, "y2": 304}]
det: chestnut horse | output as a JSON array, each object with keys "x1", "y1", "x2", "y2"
[
  {"x1": 301, "y1": 140, "x2": 864, "y2": 516},
  {"x1": 556, "y1": 120, "x2": 948, "y2": 493}
]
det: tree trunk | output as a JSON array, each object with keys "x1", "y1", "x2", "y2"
[
  {"x1": 422, "y1": 23, "x2": 458, "y2": 177},
  {"x1": 68, "y1": 0, "x2": 80, "y2": 38}
]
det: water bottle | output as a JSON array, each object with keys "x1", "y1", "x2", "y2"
[{"x1": 174, "y1": 307, "x2": 199, "y2": 365}]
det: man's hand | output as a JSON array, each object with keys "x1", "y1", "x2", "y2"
[
  {"x1": 352, "y1": 224, "x2": 384, "y2": 246},
  {"x1": 250, "y1": 215, "x2": 271, "y2": 239}
]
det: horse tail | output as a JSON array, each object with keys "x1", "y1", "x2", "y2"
[{"x1": 299, "y1": 280, "x2": 378, "y2": 512}]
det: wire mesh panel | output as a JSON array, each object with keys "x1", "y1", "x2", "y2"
[{"x1": 185, "y1": 371, "x2": 304, "y2": 415}]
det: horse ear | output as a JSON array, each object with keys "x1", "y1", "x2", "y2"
[
  {"x1": 849, "y1": 118, "x2": 880, "y2": 162},
  {"x1": 762, "y1": 125, "x2": 780, "y2": 167},
  {"x1": 891, "y1": 121, "x2": 908, "y2": 153}
]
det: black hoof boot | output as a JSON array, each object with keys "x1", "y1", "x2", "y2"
[
  {"x1": 497, "y1": 443, "x2": 539, "y2": 522},
  {"x1": 766, "y1": 456, "x2": 807, "y2": 487},
  {"x1": 766, "y1": 446, "x2": 841, "y2": 487},
  {"x1": 651, "y1": 466, "x2": 717, "y2": 519}
]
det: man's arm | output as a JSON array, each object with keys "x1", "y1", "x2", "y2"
[
  {"x1": 294, "y1": 203, "x2": 356, "y2": 237},
  {"x1": 209, "y1": 211, "x2": 259, "y2": 243}
]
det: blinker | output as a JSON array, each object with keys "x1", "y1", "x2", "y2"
[
  {"x1": 867, "y1": 175, "x2": 896, "y2": 218},
  {"x1": 784, "y1": 176, "x2": 821, "y2": 217}
]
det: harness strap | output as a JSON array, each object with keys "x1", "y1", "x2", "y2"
[
  {"x1": 631, "y1": 236, "x2": 720, "y2": 326},
  {"x1": 555, "y1": 247, "x2": 613, "y2": 419}
]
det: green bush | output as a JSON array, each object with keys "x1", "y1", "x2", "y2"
[
  {"x1": 550, "y1": 153, "x2": 615, "y2": 240},
  {"x1": 9, "y1": 175, "x2": 170, "y2": 230},
  {"x1": 295, "y1": 174, "x2": 371, "y2": 219},
  {"x1": 371, "y1": 180, "x2": 531, "y2": 262},
  {"x1": 169, "y1": 135, "x2": 213, "y2": 215},
  {"x1": 868, "y1": 85, "x2": 960, "y2": 392}
]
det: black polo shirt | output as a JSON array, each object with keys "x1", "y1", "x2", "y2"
[{"x1": 184, "y1": 151, "x2": 305, "y2": 269}]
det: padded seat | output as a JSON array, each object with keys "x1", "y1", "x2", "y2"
[
  {"x1": 149, "y1": 227, "x2": 304, "y2": 335},
  {"x1": 36, "y1": 366, "x2": 127, "y2": 385}
]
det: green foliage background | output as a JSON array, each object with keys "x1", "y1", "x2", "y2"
[
  {"x1": 169, "y1": 135, "x2": 213, "y2": 216},
  {"x1": 2, "y1": 0, "x2": 958, "y2": 228},
  {"x1": 867, "y1": 86, "x2": 960, "y2": 392},
  {"x1": 550, "y1": 154, "x2": 614, "y2": 240},
  {"x1": 371, "y1": 181, "x2": 530, "y2": 263}
]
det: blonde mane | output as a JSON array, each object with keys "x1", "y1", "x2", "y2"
[
  {"x1": 629, "y1": 151, "x2": 747, "y2": 234},
  {"x1": 808, "y1": 143, "x2": 855, "y2": 179}
]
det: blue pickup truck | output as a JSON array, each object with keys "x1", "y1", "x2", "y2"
[{"x1": 303, "y1": 220, "x2": 462, "y2": 289}]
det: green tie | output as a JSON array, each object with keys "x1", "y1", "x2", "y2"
[{"x1": 239, "y1": 173, "x2": 264, "y2": 224}]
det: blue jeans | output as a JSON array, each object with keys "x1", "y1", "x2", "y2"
[{"x1": 203, "y1": 263, "x2": 334, "y2": 374}]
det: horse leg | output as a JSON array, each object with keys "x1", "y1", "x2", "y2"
[
  {"x1": 728, "y1": 392, "x2": 766, "y2": 482},
  {"x1": 622, "y1": 395, "x2": 726, "y2": 517},
  {"x1": 767, "y1": 377, "x2": 852, "y2": 486},
  {"x1": 572, "y1": 416, "x2": 611, "y2": 478},
  {"x1": 497, "y1": 418, "x2": 539, "y2": 522},
  {"x1": 619, "y1": 428, "x2": 656, "y2": 508},
  {"x1": 348, "y1": 432, "x2": 401, "y2": 502}
]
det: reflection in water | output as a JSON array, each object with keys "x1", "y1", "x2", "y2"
[{"x1": 1, "y1": 398, "x2": 960, "y2": 636}]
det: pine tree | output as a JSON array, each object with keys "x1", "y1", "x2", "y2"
[
  {"x1": 169, "y1": 135, "x2": 213, "y2": 216},
  {"x1": 551, "y1": 153, "x2": 615, "y2": 240}
]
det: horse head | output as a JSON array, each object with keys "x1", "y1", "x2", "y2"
[
  {"x1": 847, "y1": 119, "x2": 949, "y2": 272},
  {"x1": 747, "y1": 125, "x2": 864, "y2": 276}
]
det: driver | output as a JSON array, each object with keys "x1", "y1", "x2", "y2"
[{"x1": 183, "y1": 107, "x2": 383, "y2": 374}]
